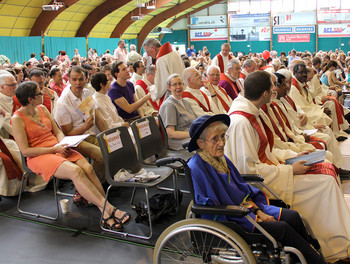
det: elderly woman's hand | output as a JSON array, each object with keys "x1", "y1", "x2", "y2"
[{"x1": 256, "y1": 210, "x2": 276, "y2": 222}]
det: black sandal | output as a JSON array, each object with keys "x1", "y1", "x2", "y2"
[
  {"x1": 112, "y1": 207, "x2": 132, "y2": 227},
  {"x1": 102, "y1": 214, "x2": 123, "y2": 231}
]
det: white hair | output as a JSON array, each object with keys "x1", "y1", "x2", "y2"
[
  {"x1": 227, "y1": 59, "x2": 240, "y2": 69},
  {"x1": 272, "y1": 59, "x2": 281, "y2": 66},
  {"x1": 206, "y1": 65, "x2": 220, "y2": 75},
  {"x1": 182, "y1": 67, "x2": 197, "y2": 86},
  {"x1": 130, "y1": 44, "x2": 136, "y2": 51}
]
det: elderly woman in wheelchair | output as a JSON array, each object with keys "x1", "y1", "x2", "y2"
[{"x1": 154, "y1": 114, "x2": 325, "y2": 264}]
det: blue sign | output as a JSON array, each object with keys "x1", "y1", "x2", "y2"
[
  {"x1": 273, "y1": 27, "x2": 293, "y2": 34},
  {"x1": 295, "y1": 26, "x2": 315, "y2": 33}
]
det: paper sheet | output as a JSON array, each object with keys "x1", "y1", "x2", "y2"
[
  {"x1": 303, "y1": 129, "x2": 318, "y2": 136},
  {"x1": 54, "y1": 134, "x2": 90, "y2": 148}
]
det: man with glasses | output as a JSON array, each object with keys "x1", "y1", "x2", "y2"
[
  {"x1": 219, "y1": 59, "x2": 245, "y2": 100},
  {"x1": 205, "y1": 65, "x2": 232, "y2": 113},
  {"x1": 28, "y1": 70, "x2": 58, "y2": 113},
  {"x1": 240, "y1": 59, "x2": 256, "y2": 80}
]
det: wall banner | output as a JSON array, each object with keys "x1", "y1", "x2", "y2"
[
  {"x1": 273, "y1": 26, "x2": 315, "y2": 34},
  {"x1": 230, "y1": 26, "x2": 270, "y2": 41},
  {"x1": 318, "y1": 24, "x2": 350, "y2": 38},
  {"x1": 277, "y1": 34, "x2": 310, "y2": 43},
  {"x1": 318, "y1": 9, "x2": 350, "y2": 24},
  {"x1": 190, "y1": 16, "x2": 227, "y2": 29},
  {"x1": 190, "y1": 28, "x2": 228, "y2": 41},
  {"x1": 229, "y1": 13, "x2": 270, "y2": 27}
]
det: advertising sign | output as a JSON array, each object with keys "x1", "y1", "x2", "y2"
[
  {"x1": 318, "y1": 9, "x2": 350, "y2": 24},
  {"x1": 229, "y1": 13, "x2": 270, "y2": 41},
  {"x1": 191, "y1": 16, "x2": 227, "y2": 28},
  {"x1": 273, "y1": 26, "x2": 315, "y2": 34},
  {"x1": 273, "y1": 12, "x2": 316, "y2": 26},
  {"x1": 277, "y1": 34, "x2": 310, "y2": 43},
  {"x1": 318, "y1": 24, "x2": 350, "y2": 37},
  {"x1": 230, "y1": 26, "x2": 270, "y2": 41},
  {"x1": 190, "y1": 28, "x2": 228, "y2": 41}
]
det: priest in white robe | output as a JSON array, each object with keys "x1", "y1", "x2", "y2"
[
  {"x1": 143, "y1": 38, "x2": 185, "y2": 101},
  {"x1": 225, "y1": 71, "x2": 350, "y2": 263}
]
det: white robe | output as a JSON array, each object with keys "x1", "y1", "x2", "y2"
[
  {"x1": 290, "y1": 77, "x2": 347, "y2": 138},
  {"x1": 183, "y1": 86, "x2": 219, "y2": 116},
  {"x1": 212, "y1": 52, "x2": 230, "y2": 73},
  {"x1": 280, "y1": 97, "x2": 344, "y2": 168},
  {"x1": 225, "y1": 94, "x2": 350, "y2": 262},
  {"x1": 135, "y1": 77, "x2": 159, "y2": 116},
  {"x1": 151, "y1": 50, "x2": 185, "y2": 101},
  {"x1": 200, "y1": 84, "x2": 232, "y2": 114},
  {"x1": 130, "y1": 72, "x2": 143, "y2": 86},
  {"x1": 308, "y1": 74, "x2": 349, "y2": 132}
]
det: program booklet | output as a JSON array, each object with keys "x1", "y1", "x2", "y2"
[{"x1": 285, "y1": 150, "x2": 326, "y2": 166}]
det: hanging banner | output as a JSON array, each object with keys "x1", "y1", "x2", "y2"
[
  {"x1": 190, "y1": 16, "x2": 227, "y2": 29},
  {"x1": 277, "y1": 34, "x2": 310, "y2": 43},
  {"x1": 318, "y1": 9, "x2": 350, "y2": 24},
  {"x1": 190, "y1": 28, "x2": 228, "y2": 41},
  {"x1": 318, "y1": 24, "x2": 350, "y2": 38},
  {"x1": 229, "y1": 13, "x2": 270, "y2": 27},
  {"x1": 273, "y1": 12, "x2": 316, "y2": 26}
]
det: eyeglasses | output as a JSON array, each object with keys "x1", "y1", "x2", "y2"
[
  {"x1": 170, "y1": 82, "x2": 183, "y2": 87},
  {"x1": 208, "y1": 74, "x2": 220, "y2": 77},
  {"x1": 201, "y1": 134, "x2": 229, "y2": 145},
  {"x1": 35, "y1": 92, "x2": 43, "y2": 96},
  {"x1": 4, "y1": 83, "x2": 17, "y2": 87}
]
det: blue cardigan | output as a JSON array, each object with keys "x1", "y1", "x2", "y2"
[{"x1": 188, "y1": 153, "x2": 282, "y2": 232}]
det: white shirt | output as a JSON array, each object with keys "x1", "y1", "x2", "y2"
[
  {"x1": 129, "y1": 72, "x2": 143, "y2": 86},
  {"x1": 92, "y1": 92, "x2": 124, "y2": 132},
  {"x1": 53, "y1": 88, "x2": 95, "y2": 135},
  {"x1": 114, "y1": 47, "x2": 127, "y2": 64}
]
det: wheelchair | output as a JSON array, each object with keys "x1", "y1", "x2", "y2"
[{"x1": 153, "y1": 157, "x2": 324, "y2": 264}]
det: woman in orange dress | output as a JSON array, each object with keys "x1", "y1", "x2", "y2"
[{"x1": 11, "y1": 81, "x2": 131, "y2": 231}]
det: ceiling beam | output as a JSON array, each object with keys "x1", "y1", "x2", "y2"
[
  {"x1": 137, "y1": 0, "x2": 215, "y2": 53},
  {"x1": 75, "y1": 0, "x2": 132, "y2": 37},
  {"x1": 158, "y1": 0, "x2": 222, "y2": 42},
  {"x1": 30, "y1": 0, "x2": 79, "y2": 36},
  {"x1": 110, "y1": 0, "x2": 174, "y2": 38}
]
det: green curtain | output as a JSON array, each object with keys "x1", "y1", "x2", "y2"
[
  {"x1": 44, "y1": 36, "x2": 86, "y2": 60},
  {"x1": 88, "y1": 37, "x2": 119, "y2": 57},
  {"x1": 0, "y1": 36, "x2": 42, "y2": 64}
]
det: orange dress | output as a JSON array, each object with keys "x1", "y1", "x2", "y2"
[{"x1": 15, "y1": 106, "x2": 84, "y2": 181}]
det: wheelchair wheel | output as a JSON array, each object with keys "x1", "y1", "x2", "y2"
[{"x1": 154, "y1": 219, "x2": 257, "y2": 264}]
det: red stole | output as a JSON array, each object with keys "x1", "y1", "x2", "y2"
[
  {"x1": 0, "y1": 139, "x2": 22, "y2": 180},
  {"x1": 284, "y1": 95, "x2": 297, "y2": 112},
  {"x1": 261, "y1": 105, "x2": 287, "y2": 142},
  {"x1": 136, "y1": 79, "x2": 164, "y2": 111},
  {"x1": 217, "y1": 53, "x2": 233, "y2": 73},
  {"x1": 292, "y1": 78, "x2": 316, "y2": 104},
  {"x1": 216, "y1": 86, "x2": 231, "y2": 112},
  {"x1": 322, "y1": 96, "x2": 344, "y2": 129},
  {"x1": 182, "y1": 90, "x2": 211, "y2": 112},
  {"x1": 239, "y1": 72, "x2": 246, "y2": 80},
  {"x1": 230, "y1": 111, "x2": 274, "y2": 164},
  {"x1": 220, "y1": 73, "x2": 241, "y2": 99},
  {"x1": 271, "y1": 101, "x2": 292, "y2": 130},
  {"x1": 156, "y1": 42, "x2": 173, "y2": 62}
]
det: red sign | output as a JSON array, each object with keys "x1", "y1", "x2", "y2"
[{"x1": 277, "y1": 34, "x2": 310, "y2": 43}]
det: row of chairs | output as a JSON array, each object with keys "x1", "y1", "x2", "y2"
[{"x1": 16, "y1": 115, "x2": 194, "y2": 240}]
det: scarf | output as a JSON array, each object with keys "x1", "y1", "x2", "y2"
[{"x1": 197, "y1": 149, "x2": 229, "y2": 175}]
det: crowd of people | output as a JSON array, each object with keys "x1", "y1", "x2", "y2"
[{"x1": 1, "y1": 39, "x2": 350, "y2": 263}]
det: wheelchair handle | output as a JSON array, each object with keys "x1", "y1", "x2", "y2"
[
  {"x1": 156, "y1": 157, "x2": 187, "y2": 167},
  {"x1": 182, "y1": 141, "x2": 190, "y2": 149}
]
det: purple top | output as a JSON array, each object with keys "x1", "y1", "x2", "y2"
[
  {"x1": 219, "y1": 80, "x2": 237, "y2": 101},
  {"x1": 108, "y1": 81, "x2": 138, "y2": 120}
]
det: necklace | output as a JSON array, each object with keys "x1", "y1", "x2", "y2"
[{"x1": 36, "y1": 120, "x2": 48, "y2": 130}]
